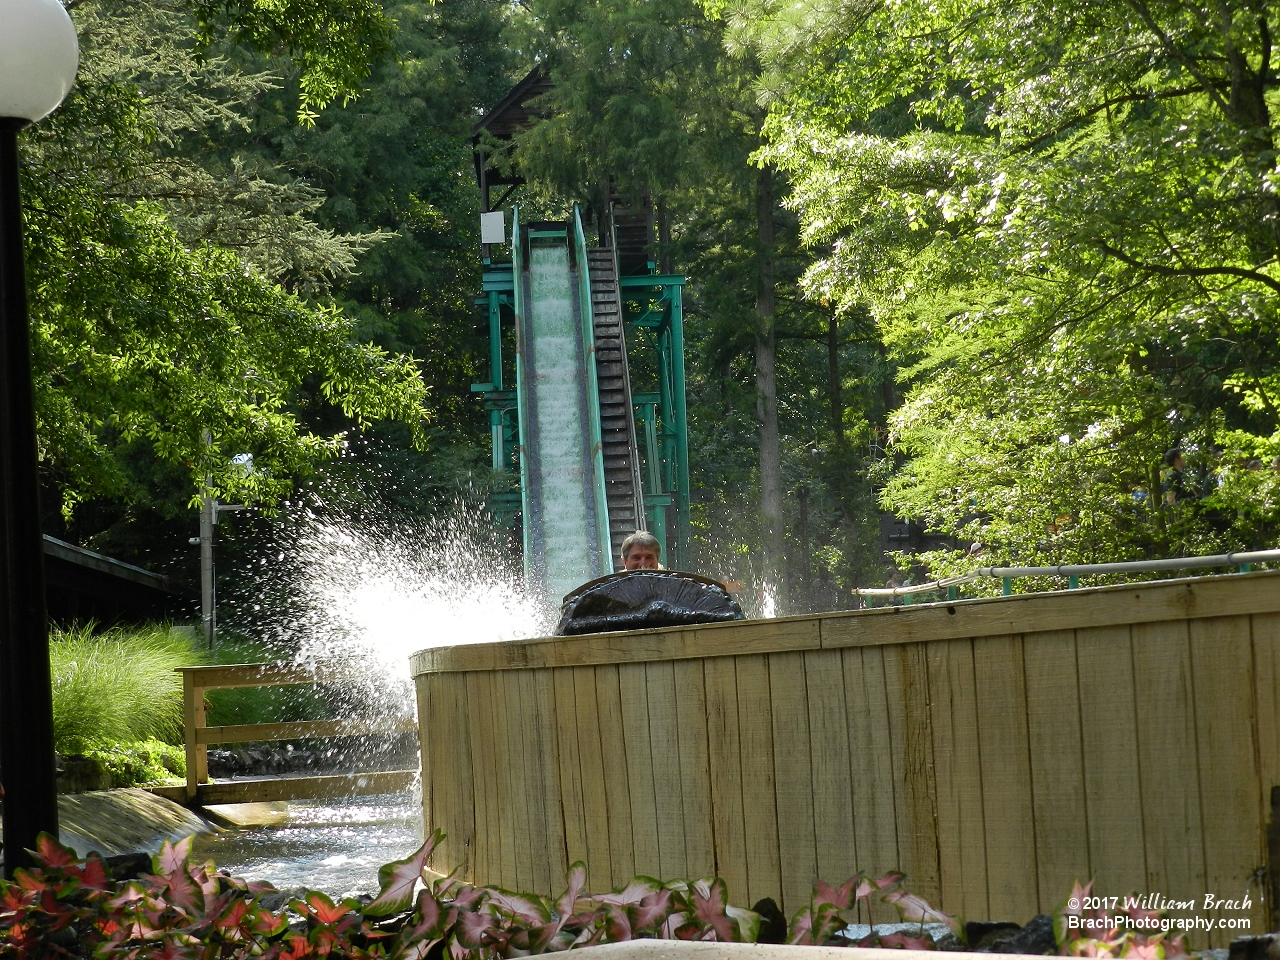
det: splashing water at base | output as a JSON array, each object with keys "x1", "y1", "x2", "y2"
[
  {"x1": 757, "y1": 579, "x2": 780, "y2": 619},
  {"x1": 233, "y1": 498, "x2": 550, "y2": 717},
  {"x1": 204, "y1": 499, "x2": 548, "y2": 892}
]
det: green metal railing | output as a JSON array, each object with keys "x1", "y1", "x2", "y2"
[
  {"x1": 855, "y1": 549, "x2": 1280, "y2": 605},
  {"x1": 471, "y1": 234, "x2": 692, "y2": 571}
]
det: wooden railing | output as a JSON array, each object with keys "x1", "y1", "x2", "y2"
[{"x1": 159, "y1": 661, "x2": 418, "y2": 807}]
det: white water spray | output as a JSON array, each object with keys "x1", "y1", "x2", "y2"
[{"x1": 232, "y1": 499, "x2": 549, "y2": 717}]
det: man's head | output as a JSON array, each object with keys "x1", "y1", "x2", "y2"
[
  {"x1": 1164, "y1": 447, "x2": 1185, "y2": 470},
  {"x1": 620, "y1": 530, "x2": 661, "y2": 570}
]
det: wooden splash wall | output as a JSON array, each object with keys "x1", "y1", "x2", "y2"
[{"x1": 411, "y1": 571, "x2": 1280, "y2": 947}]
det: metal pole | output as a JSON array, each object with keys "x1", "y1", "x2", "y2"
[
  {"x1": 0, "y1": 118, "x2": 58, "y2": 876},
  {"x1": 199, "y1": 492, "x2": 214, "y2": 648}
]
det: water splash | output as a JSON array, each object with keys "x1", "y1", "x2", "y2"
[
  {"x1": 757, "y1": 580, "x2": 780, "y2": 619},
  {"x1": 191, "y1": 794, "x2": 421, "y2": 899},
  {"x1": 229, "y1": 497, "x2": 549, "y2": 718}
]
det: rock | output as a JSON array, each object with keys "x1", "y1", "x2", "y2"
[
  {"x1": 1230, "y1": 934, "x2": 1280, "y2": 960},
  {"x1": 56, "y1": 754, "x2": 111, "y2": 794},
  {"x1": 990, "y1": 914, "x2": 1056, "y2": 955},
  {"x1": 933, "y1": 932, "x2": 967, "y2": 951},
  {"x1": 258, "y1": 885, "x2": 308, "y2": 914},
  {"x1": 56, "y1": 788, "x2": 213, "y2": 859},
  {"x1": 103, "y1": 851, "x2": 153, "y2": 881},
  {"x1": 967, "y1": 920, "x2": 1022, "y2": 950},
  {"x1": 751, "y1": 897, "x2": 787, "y2": 944}
]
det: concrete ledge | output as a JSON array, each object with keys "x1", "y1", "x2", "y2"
[
  {"x1": 567, "y1": 942, "x2": 994, "y2": 960},
  {"x1": 56, "y1": 788, "x2": 213, "y2": 859}
]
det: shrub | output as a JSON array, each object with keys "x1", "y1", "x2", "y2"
[
  {"x1": 50, "y1": 623, "x2": 207, "y2": 754},
  {"x1": 0, "y1": 830, "x2": 958, "y2": 958},
  {"x1": 83, "y1": 739, "x2": 186, "y2": 787}
]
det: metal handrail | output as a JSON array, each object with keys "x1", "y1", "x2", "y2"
[{"x1": 854, "y1": 548, "x2": 1280, "y2": 599}]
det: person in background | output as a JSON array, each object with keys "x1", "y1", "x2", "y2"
[
  {"x1": 1161, "y1": 448, "x2": 1190, "y2": 505},
  {"x1": 620, "y1": 530, "x2": 662, "y2": 570}
]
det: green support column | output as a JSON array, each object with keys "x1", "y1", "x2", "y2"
[
  {"x1": 489, "y1": 290, "x2": 503, "y2": 390},
  {"x1": 474, "y1": 276, "x2": 520, "y2": 527},
  {"x1": 1003, "y1": 577, "x2": 1012, "y2": 596},
  {"x1": 640, "y1": 403, "x2": 667, "y2": 557},
  {"x1": 488, "y1": 291, "x2": 504, "y2": 470},
  {"x1": 621, "y1": 276, "x2": 691, "y2": 569}
]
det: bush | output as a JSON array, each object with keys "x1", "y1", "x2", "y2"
[
  {"x1": 50, "y1": 623, "x2": 207, "y2": 754},
  {"x1": 83, "y1": 739, "x2": 186, "y2": 787}
]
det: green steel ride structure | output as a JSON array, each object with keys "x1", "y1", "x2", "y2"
[{"x1": 471, "y1": 205, "x2": 691, "y2": 598}]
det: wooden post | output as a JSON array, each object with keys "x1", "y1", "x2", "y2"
[
  {"x1": 182, "y1": 671, "x2": 207, "y2": 800},
  {"x1": 1268, "y1": 785, "x2": 1280, "y2": 931}
]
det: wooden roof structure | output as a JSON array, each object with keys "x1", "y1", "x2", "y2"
[
  {"x1": 472, "y1": 65, "x2": 553, "y2": 210},
  {"x1": 43, "y1": 535, "x2": 195, "y2": 625}
]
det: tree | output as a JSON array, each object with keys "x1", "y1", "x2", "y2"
[
  {"x1": 187, "y1": 0, "x2": 396, "y2": 121},
  {"x1": 27, "y1": 0, "x2": 430, "y2": 519},
  {"x1": 729, "y1": 0, "x2": 1280, "y2": 575}
]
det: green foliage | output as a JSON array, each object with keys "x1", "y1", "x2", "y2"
[
  {"x1": 189, "y1": 0, "x2": 397, "y2": 122},
  {"x1": 215, "y1": 0, "x2": 511, "y2": 506},
  {"x1": 1, "y1": 830, "x2": 956, "y2": 957},
  {"x1": 24, "y1": 0, "x2": 433, "y2": 521},
  {"x1": 512, "y1": 0, "x2": 726, "y2": 202},
  {"x1": 725, "y1": 0, "x2": 1280, "y2": 574},
  {"x1": 83, "y1": 739, "x2": 186, "y2": 787},
  {"x1": 49, "y1": 623, "x2": 207, "y2": 755}
]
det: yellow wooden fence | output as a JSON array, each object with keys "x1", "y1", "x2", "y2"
[
  {"x1": 148, "y1": 661, "x2": 417, "y2": 807},
  {"x1": 410, "y1": 571, "x2": 1280, "y2": 947}
]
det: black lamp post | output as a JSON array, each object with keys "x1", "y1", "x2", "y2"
[{"x1": 0, "y1": 0, "x2": 79, "y2": 878}]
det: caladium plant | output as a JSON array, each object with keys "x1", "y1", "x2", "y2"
[
  {"x1": 1056, "y1": 881, "x2": 1190, "y2": 959},
  {"x1": 786, "y1": 868, "x2": 959, "y2": 948},
  {"x1": 0, "y1": 829, "x2": 957, "y2": 958}
]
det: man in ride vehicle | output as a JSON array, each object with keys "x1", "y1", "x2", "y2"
[{"x1": 620, "y1": 530, "x2": 662, "y2": 570}]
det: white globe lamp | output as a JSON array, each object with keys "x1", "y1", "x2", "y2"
[
  {"x1": 0, "y1": 0, "x2": 79, "y2": 879},
  {"x1": 0, "y1": 0, "x2": 79, "y2": 122}
]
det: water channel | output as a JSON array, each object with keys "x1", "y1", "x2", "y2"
[{"x1": 191, "y1": 792, "x2": 423, "y2": 899}]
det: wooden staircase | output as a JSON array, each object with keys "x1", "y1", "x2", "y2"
[
  {"x1": 586, "y1": 246, "x2": 645, "y2": 570},
  {"x1": 611, "y1": 202, "x2": 655, "y2": 276}
]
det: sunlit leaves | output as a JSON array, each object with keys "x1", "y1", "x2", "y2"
[{"x1": 730, "y1": 0, "x2": 1280, "y2": 569}]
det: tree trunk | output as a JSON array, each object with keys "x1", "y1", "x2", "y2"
[
  {"x1": 828, "y1": 313, "x2": 843, "y2": 445},
  {"x1": 658, "y1": 196, "x2": 672, "y2": 274},
  {"x1": 755, "y1": 165, "x2": 783, "y2": 607},
  {"x1": 877, "y1": 342, "x2": 896, "y2": 419}
]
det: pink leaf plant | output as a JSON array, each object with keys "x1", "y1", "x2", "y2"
[{"x1": 0, "y1": 828, "x2": 961, "y2": 958}]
